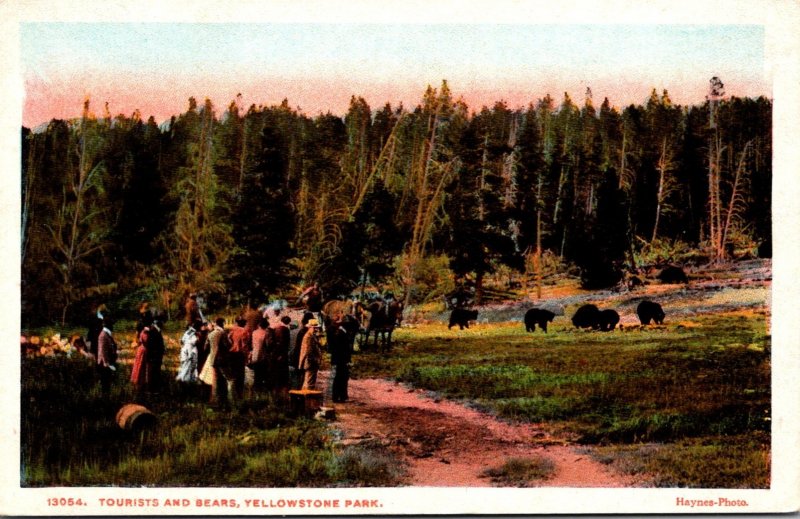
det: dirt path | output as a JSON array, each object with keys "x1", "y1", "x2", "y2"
[{"x1": 319, "y1": 371, "x2": 642, "y2": 487}]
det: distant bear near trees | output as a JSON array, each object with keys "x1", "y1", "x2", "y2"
[
  {"x1": 524, "y1": 308, "x2": 556, "y2": 333},
  {"x1": 636, "y1": 300, "x2": 665, "y2": 325},
  {"x1": 571, "y1": 304, "x2": 601, "y2": 329},
  {"x1": 597, "y1": 309, "x2": 620, "y2": 331},
  {"x1": 657, "y1": 265, "x2": 689, "y2": 284},
  {"x1": 448, "y1": 308, "x2": 479, "y2": 330}
]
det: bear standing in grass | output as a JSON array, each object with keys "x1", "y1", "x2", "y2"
[
  {"x1": 571, "y1": 304, "x2": 601, "y2": 329},
  {"x1": 636, "y1": 300, "x2": 665, "y2": 325},
  {"x1": 597, "y1": 309, "x2": 620, "y2": 331},
  {"x1": 448, "y1": 308, "x2": 479, "y2": 330},
  {"x1": 524, "y1": 308, "x2": 556, "y2": 333}
]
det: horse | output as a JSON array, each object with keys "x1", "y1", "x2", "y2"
[
  {"x1": 387, "y1": 299, "x2": 404, "y2": 328},
  {"x1": 361, "y1": 298, "x2": 399, "y2": 352}
]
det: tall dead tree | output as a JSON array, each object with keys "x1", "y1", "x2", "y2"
[
  {"x1": 707, "y1": 76, "x2": 726, "y2": 260},
  {"x1": 45, "y1": 99, "x2": 109, "y2": 324}
]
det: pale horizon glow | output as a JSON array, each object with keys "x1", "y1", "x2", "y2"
[{"x1": 22, "y1": 23, "x2": 768, "y2": 127}]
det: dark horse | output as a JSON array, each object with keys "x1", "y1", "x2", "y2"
[{"x1": 360, "y1": 298, "x2": 403, "y2": 352}]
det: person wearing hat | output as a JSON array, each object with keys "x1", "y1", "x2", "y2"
[
  {"x1": 298, "y1": 318, "x2": 323, "y2": 390},
  {"x1": 289, "y1": 311, "x2": 315, "y2": 390}
]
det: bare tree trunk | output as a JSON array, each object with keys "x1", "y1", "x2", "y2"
[
  {"x1": 351, "y1": 114, "x2": 404, "y2": 217},
  {"x1": 652, "y1": 137, "x2": 672, "y2": 243},
  {"x1": 721, "y1": 141, "x2": 753, "y2": 253},
  {"x1": 708, "y1": 130, "x2": 725, "y2": 260},
  {"x1": 238, "y1": 116, "x2": 249, "y2": 195},
  {"x1": 403, "y1": 110, "x2": 439, "y2": 310},
  {"x1": 533, "y1": 174, "x2": 543, "y2": 299}
]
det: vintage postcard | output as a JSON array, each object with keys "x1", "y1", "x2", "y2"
[{"x1": 3, "y1": 0, "x2": 799, "y2": 515}]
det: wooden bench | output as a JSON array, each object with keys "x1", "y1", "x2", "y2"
[{"x1": 288, "y1": 389, "x2": 324, "y2": 416}]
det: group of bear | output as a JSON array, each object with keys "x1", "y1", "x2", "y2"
[{"x1": 447, "y1": 301, "x2": 665, "y2": 332}]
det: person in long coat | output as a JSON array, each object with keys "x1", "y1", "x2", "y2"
[
  {"x1": 130, "y1": 313, "x2": 152, "y2": 399},
  {"x1": 329, "y1": 314, "x2": 358, "y2": 402},
  {"x1": 199, "y1": 317, "x2": 227, "y2": 405},
  {"x1": 298, "y1": 319, "x2": 323, "y2": 390},
  {"x1": 176, "y1": 321, "x2": 200, "y2": 387},
  {"x1": 96, "y1": 318, "x2": 118, "y2": 396},
  {"x1": 87, "y1": 305, "x2": 106, "y2": 358},
  {"x1": 270, "y1": 315, "x2": 292, "y2": 398},
  {"x1": 246, "y1": 317, "x2": 270, "y2": 394},
  {"x1": 289, "y1": 312, "x2": 314, "y2": 390},
  {"x1": 145, "y1": 316, "x2": 165, "y2": 393},
  {"x1": 225, "y1": 316, "x2": 251, "y2": 404}
]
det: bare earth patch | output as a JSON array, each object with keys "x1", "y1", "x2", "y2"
[{"x1": 321, "y1": 373, "x2": 642, "y2": 487}]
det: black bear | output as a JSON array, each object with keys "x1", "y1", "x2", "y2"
[
  {"x1": 597, "y1": 309, "x2": 620, "y2": 331},
  {"x1": 657, "y1": 265, "x2": 688, "y2": 284},
  {"x1": 524, "y1": 308, "x2": 556, "y2": 333},
  {"x1": 571, "y1": 304, "x2": 601, "y2": 329},
  {"x1": 636, "y1": 300, "x2": 665, "y2": 325},
  {"x1": 448, "y1": 308, "x2": 479, "y2": 330}
]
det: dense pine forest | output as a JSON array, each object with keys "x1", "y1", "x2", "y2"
[{"x1": 21, "y1": 79, "x2": 772, "y2": 326}]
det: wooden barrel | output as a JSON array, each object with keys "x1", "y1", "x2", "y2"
[
  {"x1": 116, "y1": 404, "x2": 156, "y2": 432},
  {"x1": 288, "y1": 389, "x2": 323, "y2": 416}
]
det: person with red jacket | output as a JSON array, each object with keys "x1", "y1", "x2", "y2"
[{"x1": 225, "y1": 316, "x2": 251, "y2": 403}]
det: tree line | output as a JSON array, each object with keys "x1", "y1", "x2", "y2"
[{"x1": 21, "y1": 80, "x2": 772, "y2": 326}]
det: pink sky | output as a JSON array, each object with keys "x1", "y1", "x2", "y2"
[
  {"x1": 22, "y1": 23, "x2": 770, "y2": 127},
  {"x1": 23, "y1": 74, "x2": 770, "y2": 129}
]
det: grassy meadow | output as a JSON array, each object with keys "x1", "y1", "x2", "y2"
[
  {"x1": 20, "y1": 350, "x2": 404, "y2": 487},
  {"x1": 20, "y1": 305, "x2": 770, "y2": 488},
  {"x1": 354, "y1": 311, "x2": 771, "y2": 488}
]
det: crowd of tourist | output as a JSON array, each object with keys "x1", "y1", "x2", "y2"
[{"x1": 79, "y1": 285, "x2": 354, "y2": 409}]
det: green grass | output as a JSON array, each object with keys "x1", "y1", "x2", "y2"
[
  {"x1": 20, "y1": 354, "x2": 405, "y2": 487},
  {"x1": 590, "y1": 433, "x2": 770, "y2": 488},
  {"x1": 354, "y1": 313, "x2": 771, "y2": 488}
]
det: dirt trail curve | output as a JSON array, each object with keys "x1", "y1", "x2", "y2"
[{"x1": 319, "y1": 371, "x2": 641, "y2": 487}]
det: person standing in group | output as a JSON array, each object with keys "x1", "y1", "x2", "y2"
[
  {"x1": 289, "y1": 312, "x2": 314, "y2": 390},
  {"x1": 87, "y1": 304, "x2": 106, "y2": 358},
  {"x1": 176, "y1": 320, "x2": 201, "y2": 397},
  {"x1": 96, "y1": 317, "x2": 118, "y2": 397},
  {"x1": 185, "y1": 293, "x2": 203, "y2": 327},
  {"x1": 199, "y1": 317, "x2": 228, "y2": 406},
  {"x1": 130, "y1": 312, "x2": 151, "y2": 400},
  {"x1": 195, "y1": 321, "x2": 210, "y2": 377},
  {"x1": 244, "y1": 302, "x2": 261, "y2": 334},
  {"x1": 225, "y1": 316, "x2": 251, "y2": 405},
  {"x1": 145, "y1": 314, "x2": 166, "y2": 393},
  {"x1": 136, "y1": 302, "x2": 152, "y2": 333},
  {"x1": 298, "y1": 318, "x2": 323, "y2": 390},
  {"x1": 246, "y1": 317, "x2": 270, "y2": 395},
  {"x1": 271, "y1": 315, "x2": 292, "y2": 399},
  {"x1": 329, "y1": 315, "x2": 358, "y2": 403},
  {"x1": 267, "y1": 307, "x2": 283, "y2": 328}
]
